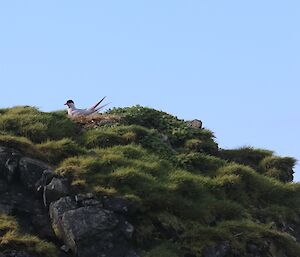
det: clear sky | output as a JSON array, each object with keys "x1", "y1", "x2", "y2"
[{"x1": 0, "y1": 1, "x2": 299, "y2": 180}]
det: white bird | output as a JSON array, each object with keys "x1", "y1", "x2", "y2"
[{"x1": 64, "y1": 97, "x2": 109, "y2": 117}]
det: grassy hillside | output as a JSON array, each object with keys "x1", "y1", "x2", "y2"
[{"x1": 0, "y1": 105, "x2": 299, "y2": 257}]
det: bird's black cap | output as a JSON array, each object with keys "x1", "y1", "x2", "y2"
[{"x1": 64, "y1": 100, "x2": 74, "y2": 105}]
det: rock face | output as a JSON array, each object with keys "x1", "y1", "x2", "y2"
[
  {"x1": 19, "y1": 157, "x2": 50, "y2": 191},
  {"x1": 202, "y1": 241, "x2": 230, "y2": 257},
  {"x1": 50, "y1": 195, "x2": 135, "y2": 257},
  {"x1": 0, "y1": 147, "x2": 21, "y2": 182},
  {"x1": 0, "y1": 251, "x2": 33, "y2": 257},
  {"x1": 0, "y1": 146, "x2": 138, "y2": 257}
]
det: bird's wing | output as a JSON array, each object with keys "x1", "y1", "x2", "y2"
[{"x1": 88, "y1": 96, "x2": 106, "y2": 110}]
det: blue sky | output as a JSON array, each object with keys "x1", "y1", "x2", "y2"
[{"x1": 0, "y1": 1, "x2": 299, "y2": 180}]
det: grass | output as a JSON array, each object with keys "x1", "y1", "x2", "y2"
[
  {"x1": 259, "y1": 156, "x2": 296, "y2": 182},
  {"x1": 176, "y1": 152, "x2": 227, "y2": 176},
  {"x1": 219, "y1": 147, "x2": 273, "y2": 169},
  {"x1": 37, "y1": 138, "x2": 85, "y2": 164},
  {"x1": 0, "y1": 134, "x2": 45, "y2": 160},
  {"x1": 0, "y1": 106, "x2": 80, "y2": 143},
  {"x1": 0, "y1": 214, "x2": 57, "y2": 257}
]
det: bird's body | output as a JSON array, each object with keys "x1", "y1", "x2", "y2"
[{"x1": 64, "y1": 97, "x2": 108, "y2": 117}]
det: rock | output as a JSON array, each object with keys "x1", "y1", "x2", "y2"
[
  {"x1": 120, "y1": 220, "x2": 135, "y2": 239},
  {"x1": 125, "y1": 250, "x2": 140, "y2": 257},
  {"x1": 0, "y1": 179, "x2": 8, "y2": 193},
  {"x1": 187, "y1": 119, "x2": 202, "y2": 129},
  {"x1": 61, "y1": 206, "x2": 129, "y2": 257},
  {"x1": 0, "y1": 251, "x2": 33, "y2": 257},
  {"x1": 0, "y1": 203, "x2": 13, "y2": 214},
  {"x1": 102, "y1": 195, "x2": 135, "y2": 215},
  {"x1": 203, "y1": 241, "x2": 230, "y2": 257},
  {"x1": 0, "y1": 147, "x2": 137, "y2": 257},
  {"x1": 60, "y1": 206, "x2": 118, "y2": 254},
  {"x1": 0, "y1": 186, "x2": 55, "y2": 238},
  {"x1": 49, "y1": 196, "x2": 78, "y2": 233},
  {"x1": 19, "y1": 157, "x2": 49, "y2": 191},
  {"x1": 35, "y1": 169, "x2": 56, "y2": 194},
  {"x1": 50, "y1": 196, "x2": 135, "y2": 257},
  {"x1": 161, "y1": 134, "x2": 169, "y2": 142},
  {"x1": 268, "y1": 242, "x2": 287, "y2": 257},
  {"x1": 75, "y1": 193, "x2": 102, "y2": 207},
  {"x1": 60, "y1": 244, "x2": 70, "y2": 253},
  {"x1": 43, "y1": 177, "x2": 69, "y2": 207},
  {"x1": 0, "y1": 147, "x2": 21, "y2": 182}
]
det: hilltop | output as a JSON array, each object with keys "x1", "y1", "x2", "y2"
[{"x1": 0, "y1": 105, "x2": 299, "y2": 257}]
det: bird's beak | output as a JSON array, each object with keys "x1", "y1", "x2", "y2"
[{"x1": 64, "y1": 103, "x2": 68, "y2": 106}]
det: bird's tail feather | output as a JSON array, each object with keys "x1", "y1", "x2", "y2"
[{"x1": 92, "y1": 96, "x2": 106, "y2": 109}]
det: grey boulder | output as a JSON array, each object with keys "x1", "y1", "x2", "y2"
[
  {"x1": 43, "y1": 177, "x2": 69, "y2": 207},
  {"x1": 49, "y1": 196, "x2": 135, "y2": 257}
]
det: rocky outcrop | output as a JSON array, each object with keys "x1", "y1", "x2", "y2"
[
  {"x1": 187, "y1": 119, "x2": 202, "y2": 129},
  {"x1": 19, "y1": 157, "x2": 50, "y2": 190},
  {"x1": 49, "y1": 194, "x2": 135, "y2": 257},
  {"x1": 0, "y1": 146, "x2": 138, "y2": 257}
]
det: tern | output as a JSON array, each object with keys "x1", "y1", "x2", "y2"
[{"x1": 64, "y1": 97, "x2": 109, "y2": 117}]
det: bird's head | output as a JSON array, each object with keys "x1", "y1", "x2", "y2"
[{"x1": 64, "y1": 100, "x2": 75, "y2": 108}]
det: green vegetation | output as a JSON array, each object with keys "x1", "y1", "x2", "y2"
[
  {"x1": 0, "y1": 105, "x2": 299, "y2": 256},
  {"x1": 0, "y1": 106, "x2": 80, "y2": 143},
  {"x1": 37, "y1": 138, "x2": 85, "y2": 164},
  {"x1": 0, "y1": 214, "x2": 57, "y2": 257}
]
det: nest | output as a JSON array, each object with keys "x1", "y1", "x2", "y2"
[{"x1": 70, "y1": 114, "x2": 121, "y2": 129}]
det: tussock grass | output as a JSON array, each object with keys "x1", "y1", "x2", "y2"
[
  {"x1": 260, "y1": 156, "x2": 296, "y2": 182},
  {"x1": 177, "y1": 152, "x2": 227, "y2": 176},
  {"x1": 0, "y1": 135, "x2": 44, "y2": 160},
  {"x1": 0, "y1": 214, "x2": 57, "y2": 257},
  {"x1": 108, "y1": 106, "x2": 216, "y2": 150},
  {"x1": 0, "y1": 106, "x2": 80, "y2": 143},
  {"x1": 219, "y1": 147, "x2": 273, "y2": 169},
  {"x1": 82, "y1": 125, "x2": 174, "y2": 158},
  {"x1": 37, "y1": 138, "x2": 85, "y2": 164}
]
